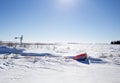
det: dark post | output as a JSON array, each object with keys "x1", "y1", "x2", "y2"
[
  {"x1": 14, "y1": 35, "x2": 23, "y2": 47},
  {"x1": 20, "y1": 35, "x2": 23, "y2": 46}
]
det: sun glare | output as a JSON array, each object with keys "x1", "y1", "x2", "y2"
[
  {"x1": 58, "y1": 0, "x2": 75, "y2": 5},
  {"x1": 55, "y1": 0, "x2": 79, "y2": 11}
]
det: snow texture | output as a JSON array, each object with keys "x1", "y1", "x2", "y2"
[{"x1": 0, "y1": 43, "x2": 120, "y2": 83}]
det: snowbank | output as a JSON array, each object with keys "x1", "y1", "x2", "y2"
[
  {"x1": 0, "y1": 46, "x2": 24, "y2": 54},
  {"x1": 0, "y1": 44, "x2": 120, "y2": 83}
]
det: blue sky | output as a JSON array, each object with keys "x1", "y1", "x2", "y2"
[{"x1": 0, "y1": 0, "x2": 120, "y2": 43}]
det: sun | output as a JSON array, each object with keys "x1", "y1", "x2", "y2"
[
  {"x1": 55, "y1": 0, "x2": 78, "y2": 10},
  {"x1": 58, "y1": 0, "x2": 75, "y2": 5}
]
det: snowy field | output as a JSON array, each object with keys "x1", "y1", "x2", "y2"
[{"x1": 0, "y1": 43, "x2": 120, "y2": 83}]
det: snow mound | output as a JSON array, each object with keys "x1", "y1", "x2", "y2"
[
  {"x1": 0, "y1": 53, "x2": 90, "y2": 71},
  {"x1": 0, "y1": 46, "x2": 24, "y2": 54},
  {"x1": 0, "y1": 59, "x2": 14, "y2": 69}
]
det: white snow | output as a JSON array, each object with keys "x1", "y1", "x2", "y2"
[{"x1": 0, "y1": 43, "x2": 120, "y2": 83}]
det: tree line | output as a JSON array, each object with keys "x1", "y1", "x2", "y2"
[{"x1": 111, "y1": 40, "x2": 120, "y2": 44}]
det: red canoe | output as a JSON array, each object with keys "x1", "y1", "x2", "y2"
[{"x1": 73, "y1": 53, "x2": 88, "y2": 60}]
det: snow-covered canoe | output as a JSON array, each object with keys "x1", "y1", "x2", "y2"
[{"x1": 73, "y1": 53, "x2": 88, "y2": 61}]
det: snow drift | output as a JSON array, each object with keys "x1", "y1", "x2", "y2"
[{"x1": 0, "y1": 43, "x2": 120, "y2": 83}]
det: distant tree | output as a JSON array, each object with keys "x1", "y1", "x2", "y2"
[
  {"x1": 111, "y1": 40, "x2": 120, "y2": 44},
  {"x1": 111, "y1": 41, "x2": 114, "y2": 44},
  {"x1": 116, "y1": 40, "x2": 120, "y2": 44}
]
